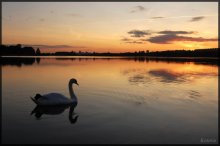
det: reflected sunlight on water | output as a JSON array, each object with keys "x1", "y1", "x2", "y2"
[{"x1": 2, "y1": 57, "x2": 218, "y2": 144}]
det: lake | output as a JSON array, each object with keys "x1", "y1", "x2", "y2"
[{"x1": 1, "y1": 56, "x2": 218, "y2": 144}]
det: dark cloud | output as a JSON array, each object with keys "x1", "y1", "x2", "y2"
[
  {"x1": 151, "y1": 16, "x2": 164, "y2": 19},
  {"x1": 126, "y1": 41, "x2": 144, "y2": 44},
  {"x1": 136, "y1": 6, "x2": 146, "y2": 11},
  {"x1": 66, "y1": 13, "x2": 81, "y2": 17},
  {"x1": 25, "y1": 16, "x2": 33, "y2": 21},
  {"x1": 158, "y1": 30, "x2": 196, "y2": 35},
  {"x1": 128, "y1": 30, "x2": 151, "y2": 37},
  {"x1": 23, "y1": 44, "x2": 85, "y2": 49},
  {"x1": 121, "y1": 37, "x2": 145, "y2": 44},
  {"x1": 147, "y1": 34, "x2": 218, "y2": 44},
  {"x1": 122, "y1": 29, "x2": 217, "y2": 44},
  {"x1": 146, "y1": 35, "x2": 175, "y2": 44},
  {"x1": 39, "y1": 18, "x2": 45, "y2": 22},
  {"x1": 121, "y1": 37, "x2": 132, "y2": 42},
  {"x1": 190, "y1": 16, "x2": 205, "y2": 22},
  {"x1": 131, "y1": 6, "x2": 147, "y2": 13}
]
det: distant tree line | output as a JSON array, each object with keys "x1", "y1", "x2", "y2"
[
  {"x1": 26, "y1": 48, "x2": 219, "y2": 58},
  {"x1": 142, "y1": 49, "x2": 219, "y2": 57},
  {"x1": 1, "y1": 44, "x2": 218, "y2": 57},
  {"x1": 1, "y1": 44, "x2": 41, "y2": 56}
]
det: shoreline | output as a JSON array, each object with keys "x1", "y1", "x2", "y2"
[
  {"x1": 1, "y1": 55, "x2": 219, "y2": 60},
  {"x1": 1, "y1": 56, "x2": 219, "y2": 67}
]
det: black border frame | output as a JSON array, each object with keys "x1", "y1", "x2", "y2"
[{"x1": 0, "y1": 0, "x2": 219, "y2": 144}]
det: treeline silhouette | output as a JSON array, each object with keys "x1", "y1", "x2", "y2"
[
  {"x1": 41, "y1": 49, "x2": 219, "y2": 57},
  {"x1": 143, "y1": 49, "x2": 218, "y2": 57},
  {"x1": 1, "y1": 44, "x2": 39, "y2": 56},
  {"x1": 1, "y1": 44, "x2": 218, "y2": 57}
]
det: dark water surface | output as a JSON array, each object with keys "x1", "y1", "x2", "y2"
[{"x1": 1, "y1": 57, "x2": 218, "y2": 144}]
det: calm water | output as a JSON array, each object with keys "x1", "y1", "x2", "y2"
[{"x1": 1, "y1": 57, "x2": 218, "y2": 144}]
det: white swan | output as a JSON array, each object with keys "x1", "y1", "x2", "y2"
[{"x1": 31, "y1": 78, "x2": 79, "y2": 106}]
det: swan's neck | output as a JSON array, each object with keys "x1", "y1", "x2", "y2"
[{"x1": 69, "y1": 81, "x2": 77, "y2": 101}]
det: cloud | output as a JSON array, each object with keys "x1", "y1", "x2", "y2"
[
  {"x1": 147, "y1": 34, "x2": 218, "y2": 44},
  {"x1": 131, "y1": 6, "x2": 147, "y2": 13},
  {"x1": 151, "y1": 16, "x2": 164, "y2": 19},
  {"x1": 39, "y1": 18, "x2": 45, "y2": 22},
  {"x1": 121, "y1": 37, "x2": 144, "y2": 44},
  {"x1": 23, "y1": 44, "x2": 85, "y2": 49},
  {"x1": 121, "y1": 37, "x2": 132, "y2": 42},
  {"x1": 158, "y1": 30, "x2": 196, "y2": 35},
  {"x1": 66, "y1": 13, "x2": 81, "y2": 17},
  {"x1": 126, "y1": 41, "x2": 144, "y2": 44},
  {"x1": 151, "y1": 15, "x2": 208, "y2": 21},
  {"x1": 190, "y1": 16, "x2": 205, "y2": 22},
  {"x1": 136, "y1": 6, "x2": 146, "y2": 11},
  {"x1": 128, "y1": 30, "x2": 151, "y2": 37},
  {"x1": 25, "y1": 16, "x2": 33, "y2": 21},
  {"x1": 122, "y1": 29, "x2": 217, "y2": 44}
]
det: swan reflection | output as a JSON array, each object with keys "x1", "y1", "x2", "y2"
[{"x1": 31, "y1": 103, "x2": 79, "y2": 124}]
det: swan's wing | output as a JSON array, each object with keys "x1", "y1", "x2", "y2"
[
  {"x1": 43, "y1": 93, "x2": 68, "y2": 99},
  {"x1": 37, "y1": 93, "x2": 71, "y2": 105}
]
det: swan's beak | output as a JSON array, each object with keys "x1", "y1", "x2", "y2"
[{"x1": 76, "y1": 83, "x2": 79, "y2": 86}]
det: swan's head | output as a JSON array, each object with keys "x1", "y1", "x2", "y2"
[{"x1": 70, "y1": 78, "x2": 79, "y2": 86}]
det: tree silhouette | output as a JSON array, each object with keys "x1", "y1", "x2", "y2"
[{"x1": 36, "y1": 48, "x2": 41, "y2": 55}]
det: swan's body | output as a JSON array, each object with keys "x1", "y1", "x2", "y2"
[
  {"x1": 31, "y1": 78, "x2": 78, "y2": 106},
  {"x1": 31, "y1": 93, "x2": 75, "y2": 106}
]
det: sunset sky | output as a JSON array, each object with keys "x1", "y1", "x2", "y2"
[{"x1": 2, "y1": 2, "x2": 218, "y2": 53}]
